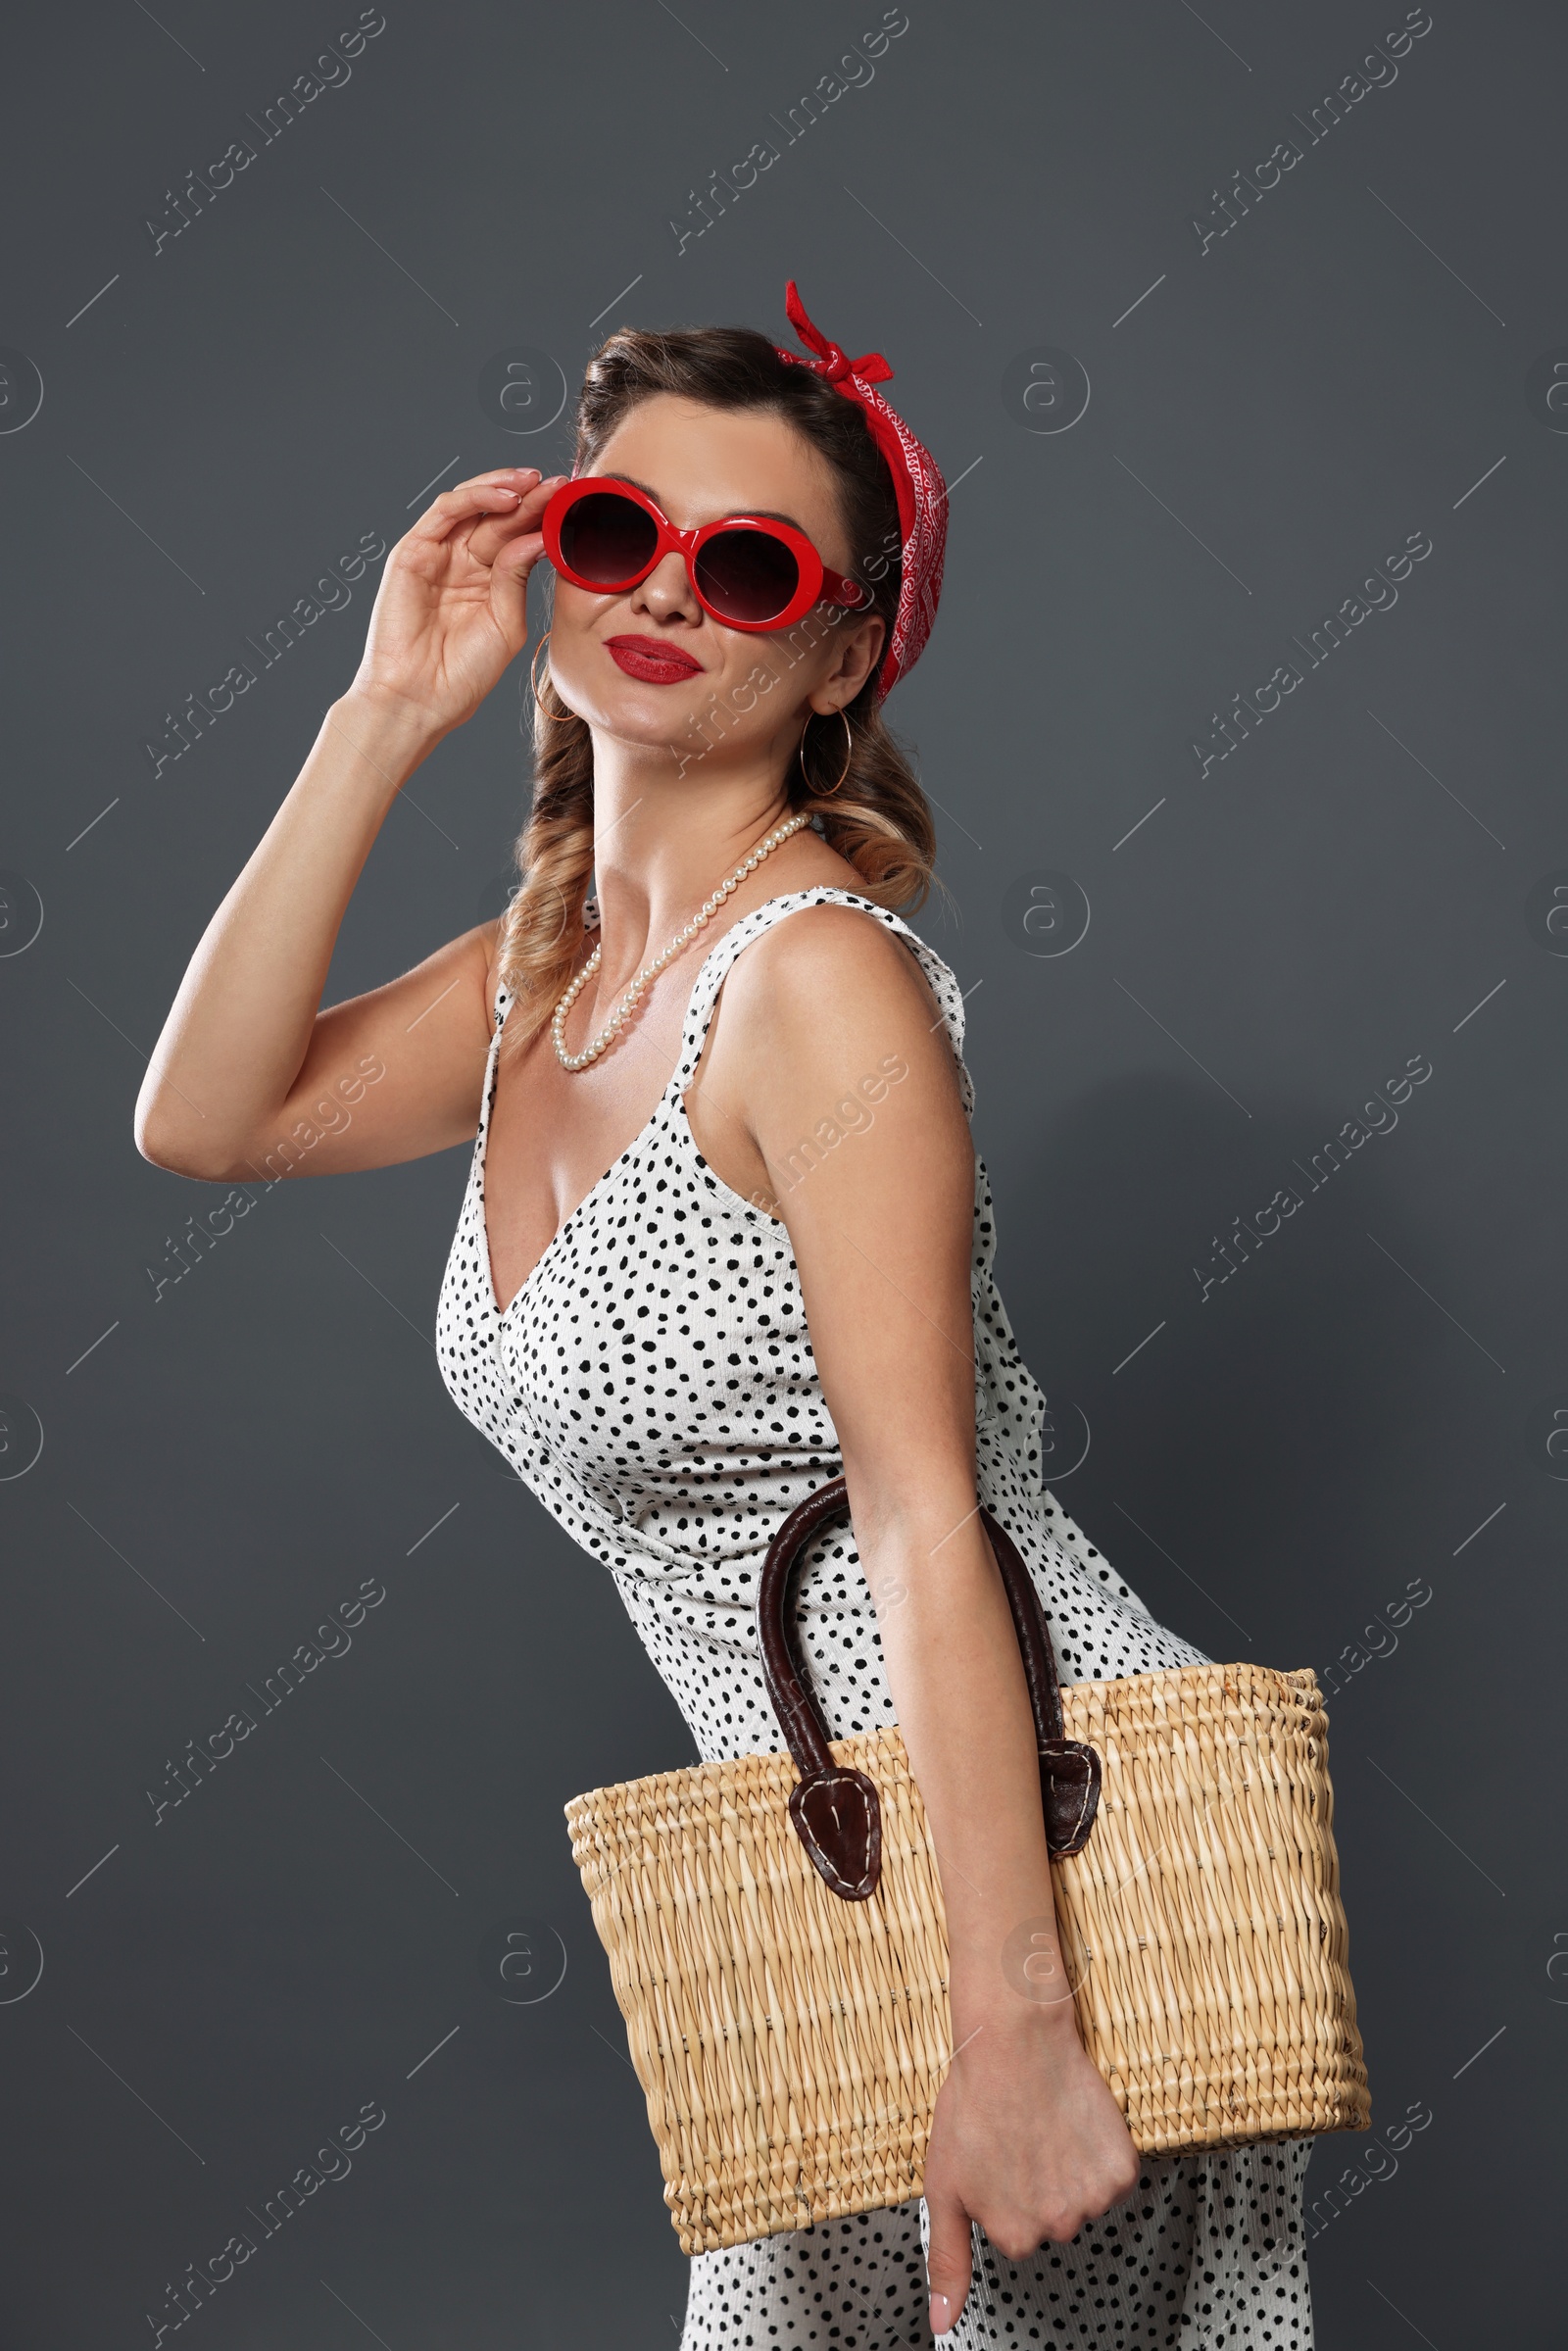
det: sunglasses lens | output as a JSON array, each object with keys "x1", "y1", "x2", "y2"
[
  {"x1": 694, "y1": 527, "x2": 801, "y2": 625},
  {"x1": 558, "y1": 491, "x2": 659, "y2": 586}
]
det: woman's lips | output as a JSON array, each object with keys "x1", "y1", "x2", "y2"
[{"x1": 605, "y1": 635, "x2": 704, "y2": 685}]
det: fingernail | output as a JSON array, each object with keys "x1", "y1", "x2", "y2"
[{"x1": 929, "y1": 2292, "x2": 953, "y2": 2336}]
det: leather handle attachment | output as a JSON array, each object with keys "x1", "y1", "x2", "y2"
[{"x1": 758, "y1": 1476, "x2": 1102, "y2": 1901}]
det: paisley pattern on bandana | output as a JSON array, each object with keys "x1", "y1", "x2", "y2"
[{"x1": 775, "y1": 278, "x2": 947, "y2": 697}]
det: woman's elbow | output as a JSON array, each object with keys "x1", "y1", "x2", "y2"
[{"x1": 133, "y1": 1088, "x2": 242, "y2": 1182}]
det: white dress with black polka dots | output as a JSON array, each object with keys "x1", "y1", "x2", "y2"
[{"x1": 436, "y1": 890, "x2": 1313, "y2": 2349}]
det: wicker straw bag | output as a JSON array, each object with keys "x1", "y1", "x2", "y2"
[{"x1": 565, "y1": 1479, "x2": 1370, "y2": 2255}]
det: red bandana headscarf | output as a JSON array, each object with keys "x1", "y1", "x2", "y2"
[{"x1": 773, "y1": 280, "x2": 947, "y2": 699}]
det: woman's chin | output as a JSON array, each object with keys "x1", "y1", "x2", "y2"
[{"x1": 559, "y1": 670, "x2": 715, "y2": 749}]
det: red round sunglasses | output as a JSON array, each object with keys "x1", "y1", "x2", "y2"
[{"x1": 541, "y1": 477, "x2": 870, "y2": 632}]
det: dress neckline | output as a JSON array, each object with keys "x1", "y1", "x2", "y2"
[{"x1": 475, "y1": 888, "x2": 903, "y2": 1320}]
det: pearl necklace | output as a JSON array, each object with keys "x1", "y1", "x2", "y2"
[{"x1": 550, "y1": 811, "x2": 812, "y2": 1072}]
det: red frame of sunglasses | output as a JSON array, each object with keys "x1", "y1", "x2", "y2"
[{"x1": 541, "y1": 476, "x2": 871, "y2": 631}]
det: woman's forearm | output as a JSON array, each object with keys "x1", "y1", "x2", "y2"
[
  {"x1": 136, "y1": 466, "x2": 559, "y2": 1181},
  {"x1": 856, "y1": 1492, "x2": 1078, "y2": 2045},
  {"x1": 134, "y1": 689, "x2": 441, "y2": 1174}
]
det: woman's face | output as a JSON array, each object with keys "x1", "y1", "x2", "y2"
[{"x1": 544, "y1": 395, "x2": 885, "y2": 761}]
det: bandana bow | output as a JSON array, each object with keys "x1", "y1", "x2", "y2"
[{"x1": 775, "y1": 280, "x2": 947, "y2": 698}]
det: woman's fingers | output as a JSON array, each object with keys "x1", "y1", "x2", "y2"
[
  {"x1": 466, "y1": 471, "x2": 565, "y2": 565},
  {"x1": 404, "y1": 466, "x2": 548, "y2": 547},
  {"x1": 488, "y1": 524, "x2": 548, "y2": 654},
  {"x1": 482, "y1": 470, "x2": 564, "y2": 652},
  {"x1": 924, "y1": 2183, "x2": 974, "y2": 2339},
  {"x1": 361, "y1": 465, "x2": 566, "y2": 710}
]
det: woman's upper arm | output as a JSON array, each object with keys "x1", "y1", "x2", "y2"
[
  {"x1": 213, "y1": 921, "x2": 499, "y2": 1183},
  {"x1": 723, "y1": 909, "x2": 979, "y2": 1522}
]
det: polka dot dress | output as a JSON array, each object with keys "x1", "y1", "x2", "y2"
[{"x1": 436, "y1": 891, "x2": 1314, "y2": 2349}]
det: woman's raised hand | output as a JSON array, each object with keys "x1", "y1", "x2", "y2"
[{"x1": 348, "y1": 465, "x2": 566, "y2": 739}]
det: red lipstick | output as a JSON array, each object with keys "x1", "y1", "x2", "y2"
[{"x1": 605, "y1": 635, "x2": 703, "y2": 685}]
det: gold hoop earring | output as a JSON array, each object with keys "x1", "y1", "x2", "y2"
[
  {"x1": 530, "y1": 631, "x2": 578, "y2": 721},
  {"x1": 799, "y1": 707, "x2": 854, "y2": 797}
]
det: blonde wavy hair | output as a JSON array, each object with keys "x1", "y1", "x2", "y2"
[{"x1": 494, "y1": 321, "x2": 938, "y2": 1050}]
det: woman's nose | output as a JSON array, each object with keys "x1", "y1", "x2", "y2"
[{"x1": 632, "y1": 551, "x2": 702, "y2": 621}]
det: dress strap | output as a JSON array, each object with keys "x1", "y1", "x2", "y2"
[
  {"x1": 667, "y1": 889, "x2": 974, "y2": 1113},
  {"x1": 472, "y1": 979, "x2": 514, "y2": 1152}
]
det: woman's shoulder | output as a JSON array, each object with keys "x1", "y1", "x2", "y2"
[
  {"x1": 729, "y1": 887, "x2": 940, "y2": 1005},
  {"x1": 706, "y1": 886, "x2": 970, "y2": 1108}
]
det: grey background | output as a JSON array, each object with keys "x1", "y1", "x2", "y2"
[{"x1": 1, "y1": 1, "x2": 1562, "y2": 2343}]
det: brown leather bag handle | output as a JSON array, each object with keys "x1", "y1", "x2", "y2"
[{"x1": 758, "y1": 1475, "x2": 1102, "y2": 1901}]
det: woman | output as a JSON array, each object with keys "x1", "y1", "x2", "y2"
[{"x1": 137, "y1": 285, "x2": 1312, "y2": 2348}]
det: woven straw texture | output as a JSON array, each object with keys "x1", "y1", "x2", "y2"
[{"x1": 565, "y1": 1660, "x2": 1370, "y2": 2255}]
